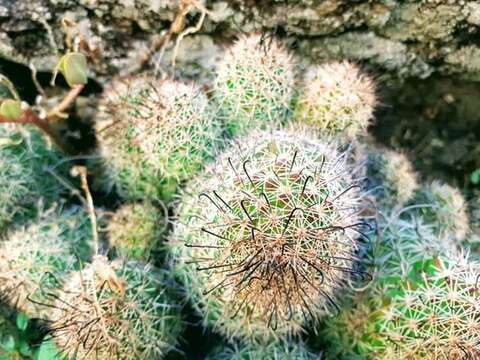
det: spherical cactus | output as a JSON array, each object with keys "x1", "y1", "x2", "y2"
[
  {"x1": 0, "y1": 207, "x2": 92, "y2": 318},
  {"x1": 412, "y1": 181, "x2": 469, "y2": 245},
  {"x1": 0, "y1": 125, "x2": 66, "y2": 233},
  {"x1": 214, "y1": 34, "x2": 296, "y2": 136},
  {"x1": 366, "y1": 148, "x2": 418, "y2": 209},
  {"x1": 170, "y1": 127, "x2": 371, "y2": 342},
  {"x1": 107, "y1": 202, "x2": 166, "y2": 261},
  {"x1": 294, "y1": 61, "x2": 376, "y2": 138},
  {"x1": 378, "y1": 253, "x2": 480, "y2": 359},
  {"x1": 48, "y1": 257, "x2": 183, "y2": 360},
  {"x1": 96, "y1": 76, "x2": 221, "y2": 202},
  {"x1": 207, "y1": 341, "x2": 318, "y2": 360}
]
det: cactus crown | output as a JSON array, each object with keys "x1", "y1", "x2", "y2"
[
  {"x1": 97, "y1": 76, "x2": 220, "y2": 201},
  {"x1": 295, "y1": 61, "x2": 376, "y2": 138},
  {"x1": 48, "y1": 257, "x2": 182, "y2": 360},
  {"x1": 214, "y1": 34, "x2": 296, "y2": 136},
  {"x1": 208, "y1": 341, "x2": 317, "y2": 360},
  {"x1": 172, "y1": 128, "x2": 371, "y2": 341}
]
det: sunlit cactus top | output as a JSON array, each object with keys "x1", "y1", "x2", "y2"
[
  {"x1": 295, "y1": 61, "x2": 376, "y2": 138},
  {"x1": 96, "y1": 76, "x2": 221, "y2": 201},
  {"x1": 171, "y1": 127, "x2": 372, "y2": 342},
  {"x1": 214, "y1": 34, "x2": 296, "y2": 136}
]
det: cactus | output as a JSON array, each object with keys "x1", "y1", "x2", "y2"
[
  {"x1": 412, "y1": 181, "x2": 469, "y2": 245},
  {"x1": 207, "y1": 340, "x2": 318, "y2": 360},
  {"x1": 378, "y1": 253, "x2": 480, "y2": 359},
  {"x1": 96, "y1": 76, "x2": 221, "y2": 202},
  {"x1": 365, "y1": 148, "x2": 418, "y2": 209},
  {"x1": 0, "y1": 207, "x2": 93, "y2": 318},
  {"x1": 107, "y1": 202, "x2": 166, "y2": 261},
  {"x1": 214, "y1": 34, "x2": 296, "y2": 136},
  {"x1": 48, "y1": 257, "x2": 183, "y2": 360},
  {"x1": 294, "y1": 61, "x2": 376, "y2": 138},
  {"x1": 170, "y1": 127, "x2": 371, "y2": 342},
  {"x1": 0, "y1": 125, "x2": 66, "y2": 233},
  {"x1": 319, "y1": 207, "x2": 478, "y2": 359}
]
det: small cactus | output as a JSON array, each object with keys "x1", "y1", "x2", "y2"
[
  {"x1": 366, "y1": 148, "x2": 418, "y2": 209},
  {"x1": 0, "y1": 125, "x2": 66, "y2": 233},
  {"x1": 294, "y1": 61, "x2": 376, "y2": 138},
  {"x1": 413, "y1": 181, "x2": 469, "y2": 245},
  {"x1": 107, "y1": 202, "x2": 166, "y2": 260},
  {"x1": 0, "y1": 207, "x2": 92, "y2": 318},
  {"x1": 207, "y1": 340, "x2": 318, "y2": 360},
  {"x1": 48, "y1": 257, "x2": 183, "y2": 360},
  {"x1": 214, "y1": 34, "x2": 296, "y2": 136},
  {"x1": 96, "y1": 76, "x2": 221, "y2": 202},
  {"x1": 170, "y1": 127, "x2": 371, "y2": 342}
]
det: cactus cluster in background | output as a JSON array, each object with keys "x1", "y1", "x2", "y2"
[{"x1": 1, "y1": 30, "x2": 478, "y2": 360}]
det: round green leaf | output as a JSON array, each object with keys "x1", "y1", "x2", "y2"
[
  {"x1": 15, "y1": 313, "x2": 28, "y2": 332},
  {"x1": 0, "y1": 99, "x2": 22, "y2": 119},
  {"x1": 59, "y1": 52, "x2": 88, "y2": 87}
]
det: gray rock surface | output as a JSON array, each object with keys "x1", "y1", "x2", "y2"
[{"x1": 1, "y1": 0, "x2": 480, "y2": 82}]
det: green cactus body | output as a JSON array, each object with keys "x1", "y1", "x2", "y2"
[
  {"x1": 0, "y1": 207, "x2": 93, "y2": 318},
  {"x1": 365, "y1": 148, "x2": 418, "y2": 209},
  {"x1": 170, "y1": 127, "x2": 370, "y2": 342},
  {"x1": 412, "y1": 182, "x2": 469, "y2": 245},
  {"x1": 294, "y1": 61, "x2": 376, "y2": 139},
  {"x1": 214, "y1": 34, "x2": 296, "y2": 137},
  {"x1": 0, "y1": 125, "x2": 66, "y2": 233},
  {"x1": 207, "y1": 341, "x2": 318, "y2": 360},
  {"x1": 378, "y1": 254, "x2": 480, "y2": 359},
  {"x1": 319, "y1": 210, "x2": 477, "y2": 360},
  {"x1": 96, "y1": 76, "x2": 221, "y2": 202},
  {"x1": 48, "y1": 257, "x2": 183, "y2": 360},
  {"x1": 107, "y1": 202, "x2": 166, "y2": 261}
]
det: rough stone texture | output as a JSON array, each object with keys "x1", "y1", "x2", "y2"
[{"x1": 1, "y1": 0, "x2": 480, "y2": 82}]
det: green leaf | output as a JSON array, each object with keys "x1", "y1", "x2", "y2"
[
  {"x1": 15, "y1": 313, "x2": 28, "y2": 332},
  {"x1": 471, "y1": 169, "x2": 480, "y2": 185},
  {"x1": 0, "y1": 335, "x2": 16, "y2": 352},
  {"x1": 59, "y1": 52, "x2": 88, "y2": 87},
  {"x1": 35, "y1": 338, "x2": 61, "y2": 360},
  {"x1": 0, "y1": 99, "x2": 22, "y2": 119}
]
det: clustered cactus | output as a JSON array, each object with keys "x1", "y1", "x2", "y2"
[{"x1": 1, "y1": 30, "x2": 478, "y2": 360}]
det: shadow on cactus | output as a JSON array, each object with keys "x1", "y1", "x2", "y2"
[{"x1": 170, "y1": 127, "x2": 373, "y2": 342}]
